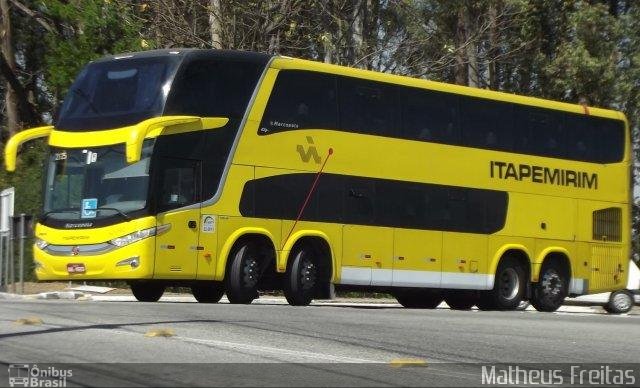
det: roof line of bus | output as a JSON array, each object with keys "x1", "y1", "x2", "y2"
[{"x1": 271, "y1": 56, "x2": 627, "y2": 125}]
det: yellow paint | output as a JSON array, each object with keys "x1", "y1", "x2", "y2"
[
  {"x1": 389, "y1": 358, "x2": 428, "y2": 367},
  {"x1": 4, "y1": 126, "x2": 53, "y2": 171},
  {"x1": 14, "y1": 317, "x2": 43, "y2": 325},
  {"x1": 144, "y1": 328, "x2": 175, "y2": 337}
]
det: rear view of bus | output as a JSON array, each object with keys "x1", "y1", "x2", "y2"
[{"x1": 4, "y1": 50, "x2": 270, "y2": 301}]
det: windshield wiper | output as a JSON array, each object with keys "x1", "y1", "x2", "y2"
[
  {"x1": 72, "y1": 88, "x2": 101, "y2": 114},
  {"x1": 98, "y1": 207, "x2": 131, "y2": 221},
  {"x1": 40, "y1": 209, "x2": 79, "y2": 222}
]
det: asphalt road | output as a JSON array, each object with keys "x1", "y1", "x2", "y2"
[{"x1": 0, "y1": 297, "x2": 639, "y2": 387}]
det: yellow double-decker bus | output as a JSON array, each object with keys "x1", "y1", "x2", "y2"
[{"x1": 4, "y1": 49, "x2": 632, "y2": 312}]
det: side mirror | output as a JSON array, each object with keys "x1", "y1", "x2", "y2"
[
  {"x1": 4, "y1": 126, "x2": 54, "y2": 172},
  {"x1": 126, "y1": 116, "x2": 229, "y2": 163}
]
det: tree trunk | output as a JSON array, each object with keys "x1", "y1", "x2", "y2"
[
  {"x1": 463, "y1": 5, "x2": 478, "y2": 88},
  {"x1": 487, "y1": 1, "x2": 498, "y2": 89},
  {"x1": 454, "y1": 6, "x2": 468, "y2": 86},
  {"x1": 1, "y1": 0, "x2": 18, "y2": 136},
  {"x1": 209, "y1": 0, "x2": 222, "y2": 49}
]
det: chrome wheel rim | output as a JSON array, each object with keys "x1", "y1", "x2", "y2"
[
  {"x1": 499, "y1": 267, "x2": 520, "y2": 301},
  {"x1": 300, "y1": 257, "x2": 317, "y2": 291},
  {"x1": 612, "y1": 293, "x2": 632, "y2": 312},
  {"x1": 541, "y1": 269, "x2": 564, "y2": 302},
  {"x1": 243, "y1": 256, "x2": 259, "y2": 288}
]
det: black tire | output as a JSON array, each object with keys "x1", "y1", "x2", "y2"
[
  {"x1": 192, "y1": 282, "x2": 225, "y2": 303},
  {"x1": 225, "y1": 242, "x2": 261, "y2": 304},
  {"x1": 130, "y1": 281, "x2": 165, "y2": 302},
  {"x1": 444, "y1": 291, "x2": 478, "y2": 310},
  {"x1": 394, "y1": 289, "x2": 443, "y2": 309},
  {"x1": 530, "y1": 260, "x2": 568, "y2": 312},
  {"x1": 604, "y1": 290, "x2": 633, "y2": 314},
  {"x1": 479, "y1": 257, "x2": 526, "y2": 310},
  {"x1": 284, "y1": 244, "x2": 319, "y2": 306}
]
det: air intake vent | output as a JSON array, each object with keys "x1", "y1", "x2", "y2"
[{"x1": 592, "y1": 207, "x2": 621, "y2": 242}]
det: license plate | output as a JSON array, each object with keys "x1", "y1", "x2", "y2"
[{"x1": 67, "y1": 263, "x2": 86, "y2": 274}]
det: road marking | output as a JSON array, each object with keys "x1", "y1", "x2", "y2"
[
  {"x1": 14, "y1": 317, "x2": 43, "y2": 325},
  {"x1": 176, "y1": 336, "x2": 382, "y2": 363},
  {"x1": 389, "y1": 358, "x2": 428, "y2": 367},
  {"x1": 144, "y1": 328, "x2": 175, "y2": 337}
]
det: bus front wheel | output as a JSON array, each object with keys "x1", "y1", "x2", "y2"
[
  {"x1": 530, "y1": 261, "x2": 568, "y2": 312},
  {"x1": 283, "y1": 244, "x2": 318, "y2": 306},
  {"x1": 192, "y1": 282, "x2": 225, "y2": 303},
  {"x1": 225, "y1": 243, "x2": 260, "y2": 304},
  {"x1": 130, "y1": 281, "x2": 165, "y2": 302}
]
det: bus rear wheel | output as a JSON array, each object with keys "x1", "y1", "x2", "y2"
[
  {"x1": 530, "y1": 261, "x2": 568, "y2": 312},
  {"x1": 283, "y1": 244, "x2": 318, "y2": 306},
  {"x1": 192, "y1": 282, "x2": 225, "y2": 303},
  {"x1": 394, "y1": 289, "x2": 443, "y2": 309},
  {"x1": 130, "y1": 281, "x2": 165, "y2": 302},
  {"x1": 478, "y1": 257, "x2": 526, "y2": 310},
  {"x1": 444, "y1": 291, "x2": 478, "y2": 310},
  {"x1": 225, "y1": 242, "x2": 261, "y2": 304}
]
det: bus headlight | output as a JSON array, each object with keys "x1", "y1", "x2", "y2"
[
  {"x1": 35, "y1": 238, "x2": 49, "y2": 250},
  {"x1": 110, "y1": 227, "x2": 157, "y2": 247}
]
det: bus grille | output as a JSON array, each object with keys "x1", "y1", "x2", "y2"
[{"x1": 592, "y1": 207, "x2": 621, "y2": 242}]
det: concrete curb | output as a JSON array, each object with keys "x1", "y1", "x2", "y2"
[{"x1": 0, "y1": 291, "x2": 90, "y2": 300}]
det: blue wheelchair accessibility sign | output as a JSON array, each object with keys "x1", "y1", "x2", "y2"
[{"x1": 81, "y1": 198, "x2": 98, "y2": 219}]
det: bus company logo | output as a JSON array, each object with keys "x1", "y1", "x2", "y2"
[
  {"x1": 490, "y1": 160, "x2": 598, "y2": 190},
  {"x1": 296, "y1": 136, "x2": 321, "y2": 164},
  {"x1": 8, "y1": 364, "x2": 72, "y2": 387}
]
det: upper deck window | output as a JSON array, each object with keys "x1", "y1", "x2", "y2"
[
  {"x1": 56, "y1": 56, "x2": 181, "y2": 131},
  {"x1": 164, "y1": 59, "x2": 263, "y2": 119}
]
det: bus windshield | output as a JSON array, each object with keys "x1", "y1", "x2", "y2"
[
  {"x1": 43, "y1": 140, "x2": 154, "y2": 223},
  {"x1": 56, "y1": 56, "x2": 181, "y2": 131}
]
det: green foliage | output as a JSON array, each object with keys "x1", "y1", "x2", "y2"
[
  {"x1": 544, "y1": 1, "x2": 622, "y2": 106},
  {"x1": 0, "y1": 139, "x2": 47, "y2": 215},
  {"x1": 43, "y1": 0, "x2": 149, "y2": 97}
]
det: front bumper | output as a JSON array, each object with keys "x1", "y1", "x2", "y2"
[{"x1": 34, "y1": 238, "x2": 155, "y2": 280}]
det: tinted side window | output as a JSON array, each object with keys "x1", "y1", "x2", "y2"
[
  {"x1": 259, "y1": 71, "x2": 337, "y2": 134},
  {"x1": 565, "y1": 115, "x2": 596, "y2": 162},
  {"x1": 339, "y1": 77, "x2": 398, "y2": 137},
  {"x1": 515, "y1": 107, "x2": 566, "y2": 158},
  {"x1": 165, "y1": 59, "x2": 261, "y2": 118},
  {"x1": 401, "y1": 88, "x2": 460, "y2": 144},
  {"x1": 239, "y1": 173, "x2": 508, "y2": 233},
  {"x1": 345, "y1": 180, "x2": 375, "y2": 224},
  {"x1": 592, "y1": 117, "x2": 625, "y2": 163},
  {"x1": 461, "y1": 97, "x2": 513, "y2": 151},
  {"x1": 155, "y1": 158, "x2": 200, "y2": 212}
]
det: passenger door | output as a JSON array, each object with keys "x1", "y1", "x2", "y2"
[{"x1": 154, "y1": 157, "x2": 202, "y2": 279}]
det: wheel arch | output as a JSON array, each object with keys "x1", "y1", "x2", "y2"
[
  {"x1": 533, "y1": 248, "x2": 572, "y2": 283},
  {"x1": 488, "y1": 244, "x2": 532, "y2": 288},
  {"x1": 281, "y1": 230, "x2": 335, "y2": 282},
  {"x1": 215, "y1": 227, "x2": 277, "y2": 281}
]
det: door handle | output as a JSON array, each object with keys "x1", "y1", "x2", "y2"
[{"x1": 188, "y1": 220, "x2": 197, "y2": 229}]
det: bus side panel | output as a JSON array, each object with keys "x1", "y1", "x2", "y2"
[{"x1": 441, "y1": 232, "x2": 490, "y2": 290}]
